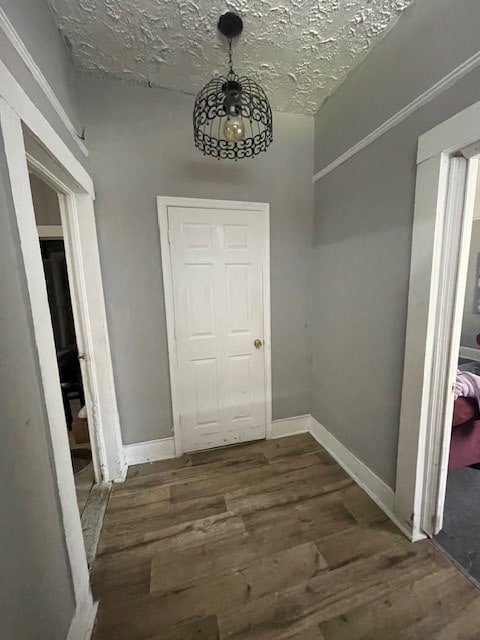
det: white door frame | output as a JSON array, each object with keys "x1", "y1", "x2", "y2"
[
  {"x1": 25, "y1": 136, "x2": 125, "y2": 485},
  {"x1": 0, "y1": 64, "x2": 125, "y2": 637},
  {"x1": 157, "y1": 196, "x2": 272, "y2": 456},
  {"x1": 396, "y1": 98, "x2": 480, "y2": 541},
  {"x1": 37, "y1": 224, "x2": 64, "y2": 238}
]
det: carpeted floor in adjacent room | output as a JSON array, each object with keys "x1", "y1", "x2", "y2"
[{"x1": 436, "y1": 466, "x2": 480, "y2": 583}]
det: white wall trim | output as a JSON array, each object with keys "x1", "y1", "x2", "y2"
[
  {"x1": 312, "y1": 48, "x2": 480, "y2": 184},
  {"x1": 268, "y1": 414, "x2": 310, "y2": 439},
  {"x1": 0, "y1": 97, "x2": 95, "y2": 640},
  {"x1": 459, "y1": 346, "x2": 480, "y2": 362},
  {"x1": 0, "y1": 67, "x2": 123, "y2": 637},
  {"x1": 396, "y1": 102, "x2": 480, "y2": 540},
  {"x1": 67, "y1": 595, "x2": 98, "y2": 640},
  {"x1": 0, "y1": 62, "x2": 93, "y2": 195},
  {"x1": 0, "y1": 7, "x2": 88, "y2": 156},
  {"x1": 124, "y1": 437, "x2": 176, "y2": 466},
  {"x1": 123, "y1": 417, "x2": 309, "y2": 467},
  {"x1": 37, "y1": 224, "x2": 63, "y2": 238},
  {"x1": 418, "y1": 98, "x2": 480, "y2": 164},
  {"x1": 308, "y1": 417, "x2": 393, "y2": 515},
  {"x1": 308, "y1": 416, "x2": 423, "y2": 542},
  {"x1": 157, "y1": 196, "x2": 272, "y2": 456}
]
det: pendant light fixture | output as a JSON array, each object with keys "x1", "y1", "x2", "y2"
[{"x1": 193, "y1": 12, "x2": 273, "y2": 160}]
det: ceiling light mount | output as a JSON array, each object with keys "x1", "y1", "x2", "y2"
[
  {"x1": 217, "y1": 12, "x2": 243, "y2": 39},
  {"x1": 193, "y1": 12, "x2": 273, "y2": 160}
]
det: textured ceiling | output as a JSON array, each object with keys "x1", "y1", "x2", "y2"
[{"x1": 47, "y1": 0, "x2": 414, "y2": 115}]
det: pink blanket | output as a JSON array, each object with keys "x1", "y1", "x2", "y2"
[{"x1": 455, "y1": 370, "x2": 480, "y2": 409}]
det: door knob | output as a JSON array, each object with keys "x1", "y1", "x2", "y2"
[{"x1": 254, "y1": 339, "x2": 263, "y2": 349}]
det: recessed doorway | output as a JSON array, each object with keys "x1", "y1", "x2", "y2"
[{"x1": 30, "y1": 172, "x2": 95, "y2": 517}]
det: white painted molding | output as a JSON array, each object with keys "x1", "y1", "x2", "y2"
[
  {"x1": 308, "y1": 416, "x2": 423, "y2": 542},
  {"x1": 37, "y1": 224, "x2": 63, "y2": 239},
  {"x1": 268, "y1": 415, "x2": 310, "y2": 439},
  {"x1": 123, "y1": 416, "x2": 309, "y2": 467},
  {"x1": 0, "y1": 98, "x2": 94, "y2": 625},
  {"x1": 0, "y1": 7, "x2": 88, "y2": 156},
  {"x1": 0, "y1": 62, "x2": 93, "y2": 196},
  {"x1": 459, "y1": 346, "x2": 480, "y2": 362},
  {"x1": 67, "y1": 594, "x2": 98, "y2": 640},
  {"x1": 312, "y1": 48, "x2": 480, "y2": 184},
  {"x1": 124, "y1": 437, "x2": 176, "y2": 466},
  {"x1": 418, "y1": 98, "x2": 480, "y2": 164}
]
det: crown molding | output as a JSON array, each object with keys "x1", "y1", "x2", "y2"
[
  {"x1": 313, "y1": 48, "x2": 480, "y2": 184},
  {"x1": 0, "y1": 7, "x2": 88, "y2": 157}
]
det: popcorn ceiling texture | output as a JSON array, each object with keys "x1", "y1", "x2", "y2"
[{"x1": 47, "y1": 0, "x2": 414, "y2": 114}]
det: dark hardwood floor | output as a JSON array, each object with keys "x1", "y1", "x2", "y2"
[{"x1": 91, "y1": 433, "x2": 480, "y2": 639}]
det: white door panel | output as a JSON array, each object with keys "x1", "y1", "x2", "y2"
[{"x1": 168, "y1": 206, "x2": 267, "y2": 452}]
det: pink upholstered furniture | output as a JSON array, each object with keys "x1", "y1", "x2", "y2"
[{"x1": 449, "y1": 397, "x2": 480, "y2": 469}]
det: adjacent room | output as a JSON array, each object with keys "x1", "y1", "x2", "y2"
[
  {"x1": 437, "y1": 173, "x2": 480, "y2": 582},
  {"x1": 3, "y1": 0, "x2": 480, "y2": 638},
  {"x1": 30, "y1": 172, "x2": 95, "y2": 512}
]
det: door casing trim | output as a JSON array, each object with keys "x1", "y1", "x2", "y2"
[{"x1": 396, "y1": 96, "x2": 480, "y2": 540}]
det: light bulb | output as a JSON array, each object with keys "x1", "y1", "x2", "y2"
[{"x1": 223, "y1": 115, "x2": 245, "y2": 142}]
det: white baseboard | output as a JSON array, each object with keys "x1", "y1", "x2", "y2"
[
  {"x1": 67, "y1": 594, "x2": 98, "y2": 640},
  {"x1": 124, "y1": 417, "x2": 310, "y2": 466},
  {"x1": 307, "y1": 416, "x2": 416, "y2": 540},
  {"x1": 123, "y1": 437, "x2": 176, "y2": 466},
  {"x1": 268, "y1": 414, "x2": 310, "y2": 439},
  {"x1": 308, "y1": 416, "x2": 395, "y2": 512}
]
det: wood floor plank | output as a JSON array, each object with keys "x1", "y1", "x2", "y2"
[
  {"x1": 123, "y1": 453, "x2": 269, "y2": 490},
  {"x1": 102, "y1": 494, "x2": 227, "y2": 535},
  {"x1": 224, "y1": 465, "x2": 352, "y2": 515},
  {"x1": 217, "y1": 545, "x2": 442, "y2": 639},
  {"x1": 319, "y1": 567, "x2": 480, "y2": 640},
  {"x1": 91, "y1": 554, "x2": 152, "y2": 605},
  {"x1": 127, "y1": 455, "x2": 192, "y2": 479},
  {"x1": 145, "y1": 615, "x2": 220, "y2": 640},
  {"x1": 314, "y1": 519, "x2": 408, "y2": 569},
  {"x1": 432, "y1": 596, "x2": 480, "y2": 640},
  {"x1": 150, "y1": 526, "x2": 317, "y2": 595},
  {"x1": 97, "y1": 510, "x2": 246, "y2": 556},
  {"x1": 340, "y1": 484, "x2": 389, "y2": 526},
  {"x1": 282, "y1": 629, "x2": 325, "y2": 640},
  {"x1": 91, "y1": 434, "x2": 480, "y2": 640},
  {"x1": 151, "y1": 540, "x2": 327, "y2": 599},
  {"x1": 170, "y1": 451, "x2": 325, "y2": 504},
  {"x1": 108, "y1": 484, "x2": 170, "y2": 510}
]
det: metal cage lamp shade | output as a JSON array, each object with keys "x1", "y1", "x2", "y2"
[{"x1": 193, "y1": 12, "x2": 273, "y2": 160}]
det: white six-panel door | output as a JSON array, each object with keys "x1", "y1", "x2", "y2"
[{"x1": 158, "y1": 198, "x2": 271, "y2": 454}]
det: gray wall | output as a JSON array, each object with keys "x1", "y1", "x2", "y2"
[
  {"x1": 461, "y1": 218, "x2": 480, "y2": 350},
  {"x1": 30, "y1": 172, "x2": 62, "y2": 225},
  {"x1": 312, "y1": 0, "x2": 480, "y2": 488},
  {"x1": 0, "y1": 131, "x2": 74, "y2": 640},
  {"x1": 0, "y1": 0, "x2": 87, "y2": 166},
  {"x1": 0, "y1": 1, "x2": 82, "y2": 636},
  {"x1": 78, "y1": 75, "x2": 314, "y2": 444}
]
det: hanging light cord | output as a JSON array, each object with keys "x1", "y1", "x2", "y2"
[{"x1": 228, "y1": 38, "x2": 234, "y2": 75}]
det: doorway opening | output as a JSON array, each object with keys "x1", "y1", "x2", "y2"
[
  {"x1": 29, "y1": 172, "x2": 95, "y2": 518},
  {"x1": 0, "y1": 87, "x2": 125, "y2": 634},
  {"x1": 436, "y1": 170, "x2": 480, "y2": 582},
  {"x1": 396, "y1": 97, "x2": 480, "y2": 544}
]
